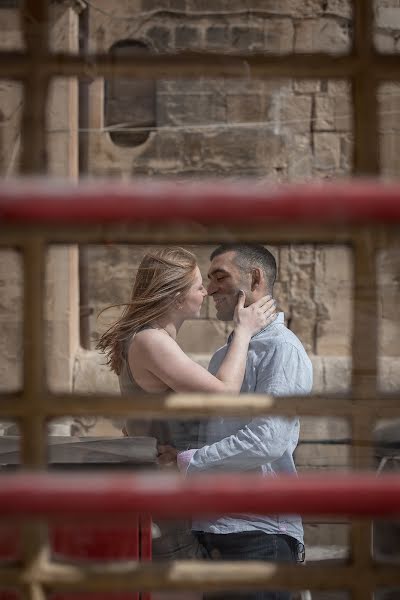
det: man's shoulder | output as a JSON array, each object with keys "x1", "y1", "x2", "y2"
[
  {"x1": 253, "y1": 324, "x2": 313, "y2": 393},
  {"x1": 253, "y1": 321, "x2": 308, "y2": 355}
]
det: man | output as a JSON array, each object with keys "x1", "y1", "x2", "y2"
[{"x1": 177, "y1": 244, "x2": 313, "y2": 600}]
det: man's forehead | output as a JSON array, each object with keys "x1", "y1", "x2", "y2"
[{"x1": 208, "y1": 251, "x2": 237, "y2": 276}]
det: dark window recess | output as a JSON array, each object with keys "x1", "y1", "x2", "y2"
[
  {"x1": 104, "y1": 40, "x2": 156, "y2": 147},
  {"x1": 0, "y1": 0, "x2": 19, "y2": 7}
]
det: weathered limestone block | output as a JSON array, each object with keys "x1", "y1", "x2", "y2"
[
  {"x1": 321, "y1": 356, "x2": 351, "y2": 393},
  {"x1": 205, "y1": 25, "x2": 231, "y2": 48},
  {"x1": 375, "y1": 6, "x2": 400, "y2": 29},
  {"x1": 304, "y1": 524, "x2": 349, "y2": 551},
  {"x1": 0, "y1": 251, "x2": 22, "y2": 392},
  {"x1": 327, "y1": 80, "x2": 350, "y2": 96},
  {"x1": 375, "y1": 31, "x2": 396, "y2": 53},
  {"x1": 0, "y1": 8, "x2": 23, "y2": 50},
  {"x1": 300, "y1": 416, "x2": 350, "y2": 441},
  {"x1": 147, "y1": 25, "x2": 173, "y2": 50},
  {"x1": 377, "y1": 248, "x2": 400, "y2": 356},
  {"x1": 72, "y1": 347, "x2": 122, "y2": 436},
  {"x1": 380, "y1": 130, "x2": 400, "y2": 178},
  {"x1": 275, "y1": 94, "x2": 313, "y2": 134},
  {"x1": 309, "y1": 353, "x2": 324, "y2": 392},
  {"x1": 277, "y1": 246, "x2": 292, "y2": 282},
  {"x1": 310, "y1": 356, "x2": 400, "y2": 395},
  {"x1": 314, "y1": 246, "x2": 352, "y2": 356},
  {"x1": 314, "y1": 96, "x2": 335, "y2": 131},
  {"x1": 379, "y1": 82, "x2": 400, "y2": 133},
  {"x1": 184, "y1": 245, "x2": 215, "y2": 279},
  {"x1": 158, "y1": 83, "x2": 226, "y2": 126},
  {"x1": 174, "y1": 25, "x2": 202, "y2": 49},
  {"x1": 141, "y1": 0, "x2": 184, "y2": 11},
  {"x1": 339, "y1": 133, "x2": 353, "y2": 171},
  {"x1": 275, "y1": 245, "x2": 318, "y2": 353},
  {"x1": 295, "y1": 442, "x2": 351, "y2": 469},
  {"x1": 290, "y1": 302, "x2": 317, "y2": 353},
  {"x1": 45, "y1": 246, "x2": 79, "y2": 393},
  {"x1": 264, "y1": 19, "x2": 294, "y2": 53},
  {"x1": 0, "y1": 322, "x2": 22, "y2": 392},
  {"x1": 294, "y1": 80, "x2": 321, "y2": 94},
  {"x1": 294, "y1": 18, "x2": 351, "y2": 53},
  {"x1": 199, "y1": 128, "x2": 285, "y2": 173},
  {"x1": 313, "y1": 132, "x2": 341, "y2": 170},
  {"x1": 177, "y1": 319, "x2": 228, "y2": 353},
  {"x1": 231, "y1": 26, "x2": 264, "y2": 51},
  {"x1": 226, "y1": 92, "x2": 268, "y2": 124},
  {"x1": 0, "y1": 80, "x2": 22, "y2": 176},
  {"x1": 287, "y1": 134, "x2": 313, "y2": 180},
  {"x1": 240, "y1": 0, "x2": 348, "y2": 19},
  {"x1": 379, "y1": 357, "x2": 400, "y2": 392},
  {"x1": 73, "y1": 347, "x2": 120, "y2": 395},
  {"x1": 326, "y1": 0, "x2": 352, "y2": 19}
]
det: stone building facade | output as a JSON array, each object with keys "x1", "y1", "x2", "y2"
[
  {"x1": 81, "y1": 0, "x2": 400, "y2": 385},
  {"x1": 0, "y1": 2, "x2": 400, "y2": 454}
]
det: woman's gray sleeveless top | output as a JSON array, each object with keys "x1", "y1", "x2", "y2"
[
  {"x1": 118, "y1": 327, "x2": 199, "y2": 450},
  {"x1": 118, "y1": 327, "x2": 202, "y2": 559}
]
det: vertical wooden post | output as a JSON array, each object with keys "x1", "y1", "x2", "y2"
[{"x1": 19, "y1": 0, "x2": 49, "y2": 175}]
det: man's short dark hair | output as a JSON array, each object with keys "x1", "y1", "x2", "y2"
[{"x1": 210, "y1": 244, "x2": 277, "y2": 292}]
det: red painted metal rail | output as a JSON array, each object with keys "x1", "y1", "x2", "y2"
[
  {"x1": 0, "y1": 472, "x2": 399, "y2": 518},
  {"x1": 1, "y1": 180, "x2": 400, "y2": 224}
]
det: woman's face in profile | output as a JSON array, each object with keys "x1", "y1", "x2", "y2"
[{"x1": 180, "y1": 266, "x2": 207, "y2": 319}]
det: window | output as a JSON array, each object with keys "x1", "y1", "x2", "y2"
[{"x1": 104, "y1": 40, "x2": 156, "y2": 147}]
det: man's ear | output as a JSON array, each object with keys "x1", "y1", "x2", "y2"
[{"x1": 250, "y1": 268, "x2": 262, "y2": 291}]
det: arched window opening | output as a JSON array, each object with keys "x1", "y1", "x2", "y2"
[{"x1": 104, "y1": 40, "x2": 156, "y2": 147}]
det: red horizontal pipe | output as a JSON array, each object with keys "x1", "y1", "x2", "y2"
[
  {"x1": 0, "y1": 472, "x2": 399, "y2": 518},
  {"x1": 1, "y1": 179, "x2": 400, "y2": 225}
]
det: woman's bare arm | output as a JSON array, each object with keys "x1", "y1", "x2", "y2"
[{"x1": 130, "y1": 294, "x2": 275, "y2": 394}]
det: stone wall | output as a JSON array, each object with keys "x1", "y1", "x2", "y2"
[
  {"x1": 0, "y1": 2, "x2": 81, "y2": 440},
  {"x1": 0, "y1": 10, "x2": 25, "y2": 400},
  {"x1": 0, "y1": 1, "x2": 400, "y2": 398},
  {"x1": 83, "y1": 0, "x2": 399, "y2": 359},
  {"x1": 87, "y1": 2, "x2": 354, "y2": 180}
]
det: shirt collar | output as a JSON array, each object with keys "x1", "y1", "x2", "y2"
[{"x1": 227, "y1": 311, "x2": 284, "y2": 344}]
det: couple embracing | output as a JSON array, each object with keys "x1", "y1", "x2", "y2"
[{"x1": 98, "y1": 243, "x2": 313, "y2": 600}]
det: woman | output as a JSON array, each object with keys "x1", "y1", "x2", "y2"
[{"x1": 97, "y1": 247, "x2": 276, "y2": 561}]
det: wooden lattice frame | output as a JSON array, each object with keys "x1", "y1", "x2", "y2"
[{"x1": 0, "y1": 1, "x2": 400, "y2": 599}]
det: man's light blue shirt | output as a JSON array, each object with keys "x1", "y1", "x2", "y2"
[{"x1": 189, "y1": 313, "x2": 313, "y2": 544}]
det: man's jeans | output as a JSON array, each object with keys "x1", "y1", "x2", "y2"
[{"x1": 196, "y1": 531, "x2": 298, "y2": 600}]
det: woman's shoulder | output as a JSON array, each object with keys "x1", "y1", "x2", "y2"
[{"x1": 130, "y1": 327, "x2": 173, "y2": 353}]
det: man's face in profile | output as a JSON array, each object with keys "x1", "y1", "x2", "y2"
[{"x1": 207, "y1": 250, "x2": 248, "y2": 321}]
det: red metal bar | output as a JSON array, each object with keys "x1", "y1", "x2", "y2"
[
  {"x1": 51, "y1": 518, "x2": 140, "y2": 561},
  {"x1": 50, "y1": 519, "x2": 141, "y2": 600},
  {"x1": 139, "y1": 514, "x2": 152, "y2": 561},
  {"x1": 0, "y1": 473, "x2": 399, "y2": 518},
  {"x1": 139, "y1": 515, "x2": 153, "y2": 600},
  {"x1": 1, "y1": 180, "x2": 400, "y2": 224}
]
